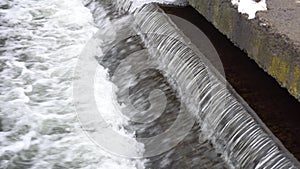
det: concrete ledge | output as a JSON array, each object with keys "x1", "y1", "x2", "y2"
[{"x1": 188, "y1": 0, "x2": 300, "y2": 101}]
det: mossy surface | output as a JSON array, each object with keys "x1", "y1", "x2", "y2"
[
  {"x1": 269, "y1": 57, "x2": 290, "y2": 86},
  {"x1": 290, "y1": 67, "x2": 300, "y2": 99}
]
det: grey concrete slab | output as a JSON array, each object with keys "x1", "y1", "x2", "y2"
[
  {"x1": 258, "y1": 0, "x2": 300, "y2": 47},
  {"x1": 188, "y1": 0, "x2": 300, "y2": 101}
]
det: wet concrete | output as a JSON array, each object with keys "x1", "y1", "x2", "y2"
[
  {"x1": 160, "y1": 5, "x2": 300, "y2": 161},
  {"x1": 187, "y1": 0, "x2": 300, "y2": 101}
]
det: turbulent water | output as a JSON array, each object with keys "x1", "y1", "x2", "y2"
[
  {"x1": 1, "y1": 0, "x2": 299, "y2": 168},
  {"x1": 0, "y1": 0, "x2": 145, "y2": 168}
]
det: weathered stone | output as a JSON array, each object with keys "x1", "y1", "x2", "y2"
[{"x1": 188, "y1": 0, "x2": 300, "y2": 101}]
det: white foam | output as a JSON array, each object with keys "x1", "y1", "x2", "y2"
[{"x1": 0, "y1": 0, "x2": 145, "y2": 168}]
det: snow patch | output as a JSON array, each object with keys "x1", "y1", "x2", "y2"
[{"x1": 231, "y1": 0, "x2": 267, "y2": 19}]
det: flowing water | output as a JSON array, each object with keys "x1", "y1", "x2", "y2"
[
  {"x1": 0, "y1": 0, "x2": 299, "y2": 168},
  {"x1": 0, "y1": 0, "x2": 144, "y2": 168}
]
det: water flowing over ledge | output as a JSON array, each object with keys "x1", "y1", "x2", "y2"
[
  {"x1": 106, "y1": 0, "x2": 300, "y2": 168},
  {"x1": 0, "y1": 0, "x2": 298, "y2": 168}
]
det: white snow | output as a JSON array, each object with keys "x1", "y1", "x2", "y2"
[
  {"x1": 231, "y1": 0, "x2": 267, "y2": 19},
  {"x1": 129, "y1": 0, "x2": 266, "y2": 19}
]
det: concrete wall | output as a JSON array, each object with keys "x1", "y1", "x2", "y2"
[{"x1": 188, "y1": 0, "x2": 300, "y2": 101}]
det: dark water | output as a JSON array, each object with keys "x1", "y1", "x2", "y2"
[
  {"x1": 160, "y1": 5, "x2": 300, "y2": 161},
  {"x1": 90, "y1": 1, "x2": 300, "y2": 168},
  {"x1": 1, "y1": 0, "x2": 299, "y2": 168}
]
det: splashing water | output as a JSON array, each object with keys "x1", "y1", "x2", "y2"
[
  {"x1": 1, "y1": 0, "x2": 299, "y2": 168},
  {"x1": 0, "y1": 0, "x2": 145, "y2": 168}
]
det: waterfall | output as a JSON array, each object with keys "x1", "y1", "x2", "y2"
[
  {"x1": 94, "y1": 1, "x2": 300, "y2": 168},
  {"x1": 3, "y1": 0, "x2": 295, "y2": 167}
]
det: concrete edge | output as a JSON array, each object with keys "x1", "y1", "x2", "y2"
[
  {"x1": 154, "y1": 4, "x2": 300, "y2": 166},
  {"x1": 188, "y1": 0, "x2": 300, "y2": 101}
]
